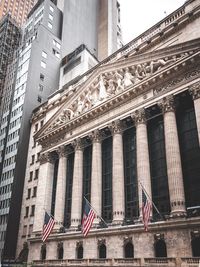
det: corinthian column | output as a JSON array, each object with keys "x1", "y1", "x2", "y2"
[
  {"x1": 70, "y1": 138, "x2": 83, "y2": 229},
  {"x1": 54, "y1": 146, "x2": 67, "y2": 231},
  {"x1": 90, "y1": 130, "x2": 102, "y2": 226},
  {"x1": 159, "y1": 95, "x2": 186, "y2": 216},
  {"x1": 132, "y1": 108, "x2": 152, "y2": 219},
  {"x1": 189, "y1": 82, "x2": 200, "y2": 145},
  {"x1": 33, "y1": 152, "x2": 55, "y2": 233},
  {"x1": 110, "y1": 120, "x2": 125, "y2": 224}
]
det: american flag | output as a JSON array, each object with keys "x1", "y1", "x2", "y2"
[
  {"x1": 82, "y1": 199, "x2": 95, "y2": 237},
  {"x1": 42, "y1": 212, "x2": 55, "y2": 242},
  {"x1": 142, "y1": 189, "x2": 152, "y2": 231}
]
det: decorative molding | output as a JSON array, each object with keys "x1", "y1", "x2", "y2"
[
  {"x1": 154, "y1": 65, "x2": 200, "y2": 95},
  {"x1": 56, "y1": 146, "x2": 67, "y2": 158},
  {"x1": 154, "y1": 233, "x2": 165, "y2": 241},
  {"x1": 123, "y1": 236, "x2": 132, "y2": 245},
  {"x1": 158, "y1": 95, "x2": 175, "y2": 113},
  {"x1": 89, "y1": 129, "x2": 103, "y2": 143},
  {"x1": 98, "y1": 238, "x2": 106, "y2": 247},
  {"x1": 189, "y1": 81, "x2": 200, "y2": 100},
  {"x1": 109, "y1": 119, "x2": 124, "y2": 134},
  {"x1": 131, "y1": 108, "x2": 146, "y2": 125},
  {"x1": 40, "y1": 152, "x2": 54, "y2": 165},
  {"x1": 72, "y1": 138, "x2": 83, "y2": 151}
]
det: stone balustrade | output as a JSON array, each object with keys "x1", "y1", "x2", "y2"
[{"x1": 32, "y1": 257, "x2": 200, "y2": 267}]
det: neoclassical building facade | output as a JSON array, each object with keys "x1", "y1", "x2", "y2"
[{"x1": 17, "y1": 0, "x2": 200, "y2": 266}]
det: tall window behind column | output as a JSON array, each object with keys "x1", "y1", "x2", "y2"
[
  {"x1": 102, "y1": 136, "x2": 112, "y2": 222},
  {"x1": 148, "y1": 111, "x2": 170, "y2": 218},
  {"x1": 176, "y1": 92, "x2": 200, "y2": 208},
  {"x1": 64, "y1": 152, "x2": 74, "y2": 228},
  {"x1": 51, "y1": 158, "x2": 59, "y2": 216},
  {"x1": 82, "y1": 144, "x2": 92, "y2": 202},
  {"x1": 123, "y1": 127, "x2": 138, "y2": 221}
]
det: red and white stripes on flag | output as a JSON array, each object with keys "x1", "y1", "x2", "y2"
[
  {"x1": 42, "y1": 212, "x2": 55, "y2": 242},
  {"x1": 82, "y1": 199, "x2": 95, "y2": 237},
  {"x1": 142, "y1": 189, "x2": 152, "y2": 231}
]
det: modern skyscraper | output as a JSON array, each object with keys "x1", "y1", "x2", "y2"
[
  {"x1": 0, "y1": 14, "x2": 21, "y2": 108},
  {"x1": 17, "y1": 0, "x2": 200, "y2": 265},
  {"x1": 0, "y1": 0, "x2": 62, "y2": 259},
  {"x1": 60, "y1": 0, "x2": 122, "y2": 61},
  {"x1": 0, "y1": 0, "x2": 37, "y2": 26}
]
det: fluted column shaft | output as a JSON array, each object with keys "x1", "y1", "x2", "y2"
[
  {"x1": 33, "y1": 152, "x2": 54, "y2": 232},
  {"x1": 70, "y1": 139, "x2": 83, "y2": 228},
  {"x1": 159, "y1": 96, "x2": 186, "y2": 216},
  {"x1": 189, "y1": 82, "x2": 200, "y2": 145},
  {"x1": 54, "y1": 146, "x2": 67, "y2": 230},
  {"x1": 110, "y1": 120, "x2": 125, "y2": 224},
  {"x1": 132, "y1": 109, "x2": 152, "y2": 218},
  {"x1": 90, "y1": 130, "x2": 102, "y2": 225}
]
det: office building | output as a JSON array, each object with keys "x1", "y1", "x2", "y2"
[
  {"x1": 0, "y1": 0, "x2": 62, "y2": 260},
  {"x1": 0, "y1": 14, "x2": 21, "y2": 108},
  {"x1": 18, "y1": 0, "x2": 200, "y2": 265},
  {"x1": 61, "y1": 0, "x2": 122, "y2": 61},
  {"x1": 0, "y1": 0, "x2": 36, "y2": 26}
]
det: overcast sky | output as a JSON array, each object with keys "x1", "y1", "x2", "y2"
[{"x1": 119, "y1": 0, "x2": 186, "y2": 44}]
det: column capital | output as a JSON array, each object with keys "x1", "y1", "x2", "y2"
[
  {"x1": 131, "y1": 108, "x2": 146, "y2": 125},
  {"x1": 72, "y1": 138, "x2": 83, "y2": 151},
  {"x1": 189, "y1": 82, "x2": 200, "y2": 100},
  {"x1": 109, "y1": 119, "x2": 124, "y2": 134},
  {"x1": 89, "y1": 129, "x2": 103, "y2": 143},
  {"x1": 158, "y1": 95, "x2": 175, "y2": 113},
  {"x1": 56, "y1": 145, "x2": 68, "y2": 158},
  {"x1": 40, "y1": 151, "x2": 54, "y2": 164}
]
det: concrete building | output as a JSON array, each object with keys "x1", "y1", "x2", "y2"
[
  {"x1": 0, "y1": 0, "x2": 36, "y2": 26},
  {"x1": 0, "y1": 14, "x2": 21, "y2": 108},
  {"x1": 0, "y1": 0, "x2": 62, "y2": 260},
  {"x1": 61, "y1": 0, "x2": 122, "y2": 61},
  {"x1": 18, "y1": 0, "x2": 200, "y2": 265}
]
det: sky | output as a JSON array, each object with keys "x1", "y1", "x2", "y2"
[{"x1": 119, "y1": 0, "x2": 186, "y2": 44}]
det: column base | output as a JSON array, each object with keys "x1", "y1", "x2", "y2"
[{"x1": 169, "y1": 211, "x2": 187, "y2": 219}]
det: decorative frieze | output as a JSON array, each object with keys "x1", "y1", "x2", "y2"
[{"x1": 189, "y1": 81, "x2": 200, "y2": 100}]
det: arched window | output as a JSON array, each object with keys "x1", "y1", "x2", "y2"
[
  {"x1": 124, "y1": 242, "x2": 134, "y2": 258},
  {"x1": 57, "y1": 243, "x2": 64, "y2": 260},
  {"x1": 77, "y1": 244, "x2": 83, "y2": 259},
  {"x1": 191, "y1": 237, "x2": 200, "y2": 256},
  {"x1": 154, "y1": 239, "x2": 167, "y2": 257},
  {"x1": 99, "y1": 244, "x2": 106, "y2": 259},
  {"x1": 41, "y1": 245, "x2": 46, "y2": 260}
]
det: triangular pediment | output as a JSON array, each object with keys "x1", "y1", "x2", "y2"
[{"x1": 36, "y1": 38, "x2": 200, "y2": 141}]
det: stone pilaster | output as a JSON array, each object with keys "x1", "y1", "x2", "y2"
[
  {"x1": 159, "y1": 95, "x2": 186, "y2": 217},
  {"x1": 189, "y1": 82, "x2": 200, "y2": 145},
  {"x1": 132, "y1": 108, "x2": 152, "y2": 219},
  {"x1": 109, "y1": 119, "x2": 125, "y2": 224},
  {"x1": 33, "y1": 152, "x2": 55, "y2": 233},
  {"x1": 90, "y1": 130, "x2": 102, "y2": 225},
  {"x1": 54, "y1": 146, "x2": 67, "y2": 231},
  {"x1": 70, "y1": 138, "x2": 84, "y2": 229}
]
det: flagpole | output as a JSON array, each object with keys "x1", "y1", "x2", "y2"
[
  {"x1": 84, "y1": 197, "x2": 108, "y2": 227},
  {"x1": 139, "y1": 181, "x2": 165, "y2": 220}
]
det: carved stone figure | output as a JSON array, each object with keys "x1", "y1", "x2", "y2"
[
  {"x1": 114, "y1": 71, "x2": 124, "y2": 93},
  {"x1": 123, "y1": 67, "x2": 133, "y2": 87},
  {"x1": 98, "y1": 75, "x2": 108, "y2": 101}
]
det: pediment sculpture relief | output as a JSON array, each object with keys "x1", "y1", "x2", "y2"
[{"x1": 46, "y1": 52, "x2": 188, "y2": 133}]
